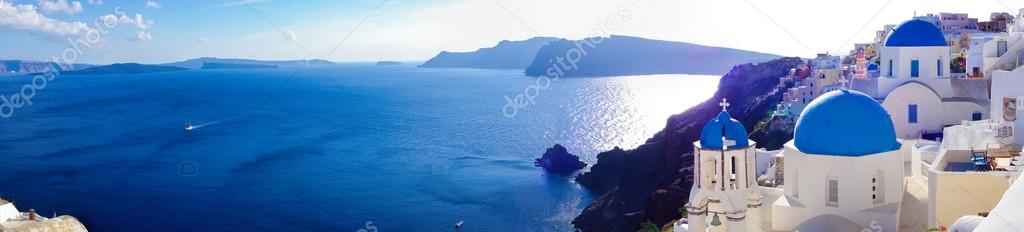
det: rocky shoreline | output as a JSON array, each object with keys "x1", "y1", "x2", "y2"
[{"x1": 571, "y1": 57, "x2": 804, "y2": 231}]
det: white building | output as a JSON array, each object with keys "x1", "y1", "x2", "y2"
[
  {"x1": 853, "y1": 19, "x2": 989, "y2": 139},
  {"x1": 678, "y1": 99, "x2": 764, "y2": 232},
  {"x1": 905, "y1": 55, "x2": 1024, "y2": 228},
  {"x1": 770, "y1": 90, "x2": 904, "y2": 232}
]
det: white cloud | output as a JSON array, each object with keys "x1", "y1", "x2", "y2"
[
  {"x1": 37, "y1": 0, "x2": 83, "y2": 15},
  {"x1": 145, "y1": 1, "x2": 159, "y2": 9},
  {"x1": 86, "y1": 0, "x2": 101, "y2": 6},
  {"x1": 129, "y1": 31, "x2": 152, "y2": 41},
  {"x1": 198, "y1": 37, "x2": 209, "y2": 44},
  {"x1": 0, "y1": 0, "x2": 90, "y2": 36},
  {"x1": 107, "y1": 13, "x2": 152, "y2": 30}
]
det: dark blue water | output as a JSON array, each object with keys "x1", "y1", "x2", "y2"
[{"x1": 0, "y1": 64, "x2": 718, "y2": 231}]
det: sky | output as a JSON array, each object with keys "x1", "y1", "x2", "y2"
[{"x1": 1, "y1": 0, "x2": 1023, "y2": 64}]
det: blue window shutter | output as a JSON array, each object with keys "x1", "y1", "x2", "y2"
[
  {"x1": 911, "y1": 60, "x2": 920, "y2": 78},
  {"x1": 908, "y1": 104, "x2": 918, "y2": 123}
]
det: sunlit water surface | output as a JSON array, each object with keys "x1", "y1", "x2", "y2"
[{"x1": 0, "y1": 64, "x2": 718, "y2": 231}]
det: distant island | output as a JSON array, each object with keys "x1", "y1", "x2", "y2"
[
  {"x1": 419, "y1": 37, "x2": 559, "y2": 69},
  {"x1": 201, "y1": 62, "x2": 278, "y2": 69},
  {"x1": 1, "y1": 60, "x2": 93, "y2": 74},
  {"x1": 41, "y1": 63, "x2": 187, "y2": 75},
  {"x1": 524, "y1": 35, "x2": 782, "y2": 77},
  {"x1": 160, "y1": 57, "x2": 334, "y2": 69},
  {"x1": 376, "y1": 61, "x2": 402, "y2": 66},
  {"x1": 419, "y1": 35, "x2": 781, "y2": 77}
]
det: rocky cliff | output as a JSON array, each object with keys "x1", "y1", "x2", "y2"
[
  {"x1": 524, "y1": 35, "x2": 781, "y2": 77},
  {"x1": 419, "y1": 37, "x2": 559, "y2": 69},
  {"x1": 572, "y1": 57, "x2": 804, "y2": 232}
]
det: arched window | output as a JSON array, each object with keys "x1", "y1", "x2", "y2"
[
  {"x1": 973, "y1": 111, "x2": 983, "y2": 121},
  {"x1": 937, "y1": 58, "x2": 943, "y2": 76},
  {"x1": 730, "y1": 156, "x2": 738, "y2": 189},
  {"x1": 873, "y1": 170, "x2": 885, "y2": 205},
  {"x1": 827, "y1": 175, "x2": 839, "y2": 207},
  {"x1": 888, "y1": 59, "x2": 894, "y2": 77},
  {"x1": 793, "y1": 169, "x2": 799, "y2": 198},
  {"x1": 911, "y1": 59, "x2": 920, "y2": 77},
  {"x1": 908, "y1": 103, "x2": 919, "y2": 124}
]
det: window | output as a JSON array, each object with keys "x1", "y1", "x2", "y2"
[
  {"x1": 911, "y1": 59, "x2": 920, "y2": 77},
  {"x1": 730, "y1": 156, "x2": 738, "y2": 189},
  {"x1": 973, "y1": 111, "x2": 983, "y2": 121},
  {"x1": 873, "y1": 171, "x2": 885, "y2": 205},
  {"x1": 827, "y1": 178, "x2": 839, "y2": 207},
  {"x1": 888, "y1": 60, "x2": 894, "y2": 77},
  {"x1": 793, "y1": 170, "x2": 799, "y2": 198},
  {"x1": 937, "y1": 59, "x2": 943, "y2": 76},
  {"x1": 908, "y1": 104, "x2": 918, "y2": 124}
]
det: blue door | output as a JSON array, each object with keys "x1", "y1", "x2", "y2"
[{"x1": 911, "y1": 60, "x2": 920, "y2": 77}]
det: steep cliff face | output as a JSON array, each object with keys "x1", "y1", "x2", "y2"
[
  {"x1": 572, "y1": 57, "x2": 804, "y2": 232},
  {"x1": 419, "y1": 37, "x2": 559, "y2": 69},
  {"x1": 524, "y1": 35, "x2": 781, "y2": 77}
]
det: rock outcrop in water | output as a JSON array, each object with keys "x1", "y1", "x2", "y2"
[
  {"x1": 534, "y1": 144, "x2": 587, "y2": 175},
  {"x1": 524, "y1": 35, "x2": 781, "y2": 77},
  {"x1": 571, "y1": 57, "x2": 804, "y2": 232}
]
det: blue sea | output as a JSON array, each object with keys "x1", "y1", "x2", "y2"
[{"x1": 0, "y1": 64, "x2": 718, "y2": 231}]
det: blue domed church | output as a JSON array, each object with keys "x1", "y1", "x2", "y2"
[
  {"x1": 855, "y1": 19, "x2": 989, "y2": 138},
  {"x1": 681, "y1": 99, "x2": 764, "y2": 232},
  {"x1": 771, "y1": 90, "x2": 904, "y2": 232}
]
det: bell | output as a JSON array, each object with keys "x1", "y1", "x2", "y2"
[{"x1": 710, "y1": 213, "x2": 722, "y2": 226}]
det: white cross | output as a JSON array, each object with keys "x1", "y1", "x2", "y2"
[{"x1": 719, "y1": 98, "x2": 730, "y2": 112}]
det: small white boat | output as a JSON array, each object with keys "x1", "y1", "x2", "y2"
[
  {"x1": 455, "y1": 220, "x2": 464, "y2": 229},
  {"x1": 184, "y1": 122, "x2": 195, "y2": 132}
]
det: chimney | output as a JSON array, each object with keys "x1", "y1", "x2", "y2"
[{"x1": 28, "y1": 209, "x2": 35, "y2": 220}]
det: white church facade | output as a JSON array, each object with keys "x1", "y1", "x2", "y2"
[
  {"x1": 677, "y1": 91, "x2": 905, "y2": 232},
  {"x1": 770, "y1": 90, "x2": 904, "y2": 232}
]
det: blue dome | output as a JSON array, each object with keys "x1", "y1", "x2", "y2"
[
  {"x1": 699, "y1": 111, "x2": 750, "y2": 150},
  {"x1": 794, "y1": 90, "x2": 900, "y2": 156},
  {"x1": 884, "y1": 19, "x2": 947, "y2": 47},
  {"x1": 867, "y1": 63, "x2": 879, "y2": 70}
]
